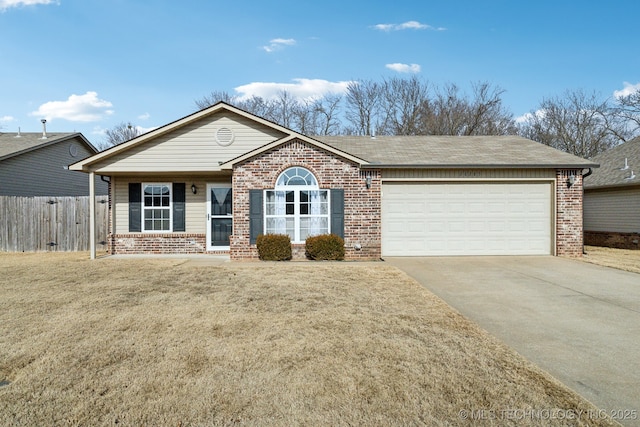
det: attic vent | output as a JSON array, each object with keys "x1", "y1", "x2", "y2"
[{"x1": 215, "y1": 127, "x2": 235, "y2": 146}]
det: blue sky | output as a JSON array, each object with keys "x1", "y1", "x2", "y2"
[{"x1": 1, "y1": 0, "x2": 639, "y2": 146}]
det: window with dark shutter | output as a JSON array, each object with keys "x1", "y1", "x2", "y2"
[
  {"x1": 129, "y1": 183, "x2": 142, "y2": 232},
  {"x1": 330, "y1": 188, "x2": 344, "y2": 238},
  {"x1": 173, "y1": 183, "x2": 185, "y2": 232},
  {"x1": 249, "y1": 190, "x2": 263, "y2": 244}
]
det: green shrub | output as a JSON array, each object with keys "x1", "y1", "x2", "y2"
[
  {"x1": 256, "y1": 234, "x2": 292, "y2": 261},
  {"x1": 305, "y1": 234, "x2": 345, "y2": 260}
]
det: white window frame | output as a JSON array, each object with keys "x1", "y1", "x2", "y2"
[
  {"x1": 264, "y1": 167, "x2": 330, "y2": 243},
  {"x1": 142, "y1": 182, "x2": 172, "y2": 232}
]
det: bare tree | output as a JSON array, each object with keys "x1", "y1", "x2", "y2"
[
  {"x1": 518, "y1": 89, "x2": 623, "y2": 158},
  {"x1": 464, "y1": 82, "x2": 516, "y2": 135},
  {"x1": 379, "y1": 76, "x2": 430, "y2": 135},
  {"x1": 101, "y1": 122, "x2": 141, "y2": 150},
  {"x1": 418, "y1": 82, "x2": 514, "y2": 136},
  {"x1": 344, "y1": 80, "x2": 382, "y2": 136},
  {"x1": 194, "y1": 91, "x2": 236, "y2": 110},
  {"x1": 313, "y1": 94, "x2": 342, "y2": 135},
  {"x1": 610, "y1": 88, "x2": 640, "y2": 140}
]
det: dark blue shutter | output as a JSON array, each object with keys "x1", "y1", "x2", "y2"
[
  {"x1": 173, "y1": 183, "x2": 185, "y2": 232},
  {"x1": 129, "y1": 183, "x2": 142, "y2": 232},
  {"x1": 330, "y1": 189, "x2": 344, "y2": 238},
  {"x1": 249, "y1": 190, "x2": 263, "y2": 244}
]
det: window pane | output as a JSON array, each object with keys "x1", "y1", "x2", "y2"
[{"x1": 300, "y1": 217, "x2": 329, "y2": 240}]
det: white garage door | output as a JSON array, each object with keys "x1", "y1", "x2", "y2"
[{"x1": 382, "y1": 182, "x2": 552, "y2": 256}]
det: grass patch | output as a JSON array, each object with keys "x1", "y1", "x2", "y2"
[
  {"x1": 583, "y1": 245, "x2": 640, "y2": 274},
  {"x1": 0, "y1": 253, "x2": 616, "y2": 426}
]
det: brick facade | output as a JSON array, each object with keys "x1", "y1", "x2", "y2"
[
  {"x1": 556, "y1": 169, "x2": 584, "y2": 257},
  {"x1": 111, "y1": 233, "x2": 207, "y2": 254},
  {"x1": 104, "y1": 156, "x2": 586, "y2": 259},
  {"x1": 230, "y1": 138, "x2": 381, "y2": 260}
]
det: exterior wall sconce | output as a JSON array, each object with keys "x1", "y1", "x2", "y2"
[
  {"x1": 365, "y1": 175, "x2": 372, "y2": 189},
  {"x1": 191, "y1": 184, "x2": 197, "y2": 194},
  {"x1": 567, "y1": 175, "x2": 575, "y2": 188}
]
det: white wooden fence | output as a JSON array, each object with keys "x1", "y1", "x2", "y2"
[{"x1": 0, "y1": 196, "x2": 108, "y2": 252}]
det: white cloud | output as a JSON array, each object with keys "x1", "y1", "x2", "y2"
[
  {"x1": 386, "y1": 63, "x2": 421, "y2": 73},
  {"x1": 373, "y1": 21, "x2": 445, "y2": 32},
  {"x1": 0, "y1": 115, "x2": 15, "y2": 123},
  {"x1": 138, "y1": 112, "x2": 150, "y2": 120},
  {"x1": 29, "y1": 91, "x2": 114, "y2": 122},
  {"x1": 613, "y1": 82, "x2": 640, "y2": 99},
  {"x1": 262, "y1": 38, "x2": 296, "y2": 53},
  {"x1": 235, "y1": 78, "x2": 353, "y2": 101},
  {"x1": 0, "y1": 0, "x2": 58, "y2": 11},
  {"x1": 515, "y1": 109, "x2": 546, "y2": 124}
]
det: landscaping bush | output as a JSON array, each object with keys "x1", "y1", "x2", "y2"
[
  {"x1": 305, "y1": 234, "x2": 345, "y2": 260},
  {"x1": 256, "y1": 234, "x2": 292, "y2": 261}
]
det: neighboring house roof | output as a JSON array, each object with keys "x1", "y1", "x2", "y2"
[
  {"x1": 315, "y1": 135, "x2": 598, "y2": 169},
  {"x1": 584, "y1": 137, "x2": 640, "y2": 189},
  {"x1": 0, "y1": 132, "x2": 98, "y2": 162}
]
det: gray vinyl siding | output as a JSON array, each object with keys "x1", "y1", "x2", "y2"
[
  {"x1": 113, "y1": 175, "x2": 231, "y2": 234},
  {"x1": 584, "y1": 187, "x2": 640, "y2": 233},
  {"x1": 0, "y1": 136, "x2": 107, "y2": 196},
  {"x1": 92, "y1": 112, "x2": 285, "y2": 173}
]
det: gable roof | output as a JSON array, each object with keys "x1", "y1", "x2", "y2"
[
  {"x1": 584, "y1": 137, "x2": 640, "y2": 189},
  {"x1": 69, "y1": 101, "x2": 367, "y2": 172},
  {"x1": 0, "y1": 132, "x2": 97, "y2": 162},
  {"x1": 315, "y1": 135, "x2": 598, "y2": 169}
]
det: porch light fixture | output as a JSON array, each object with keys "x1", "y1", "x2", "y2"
[
  {"x1": 191, "y1": 184, "x2": 197, "y2": 194},
  {"x1": 567, "y1": 175, "x2": 575, "y2": 188},
  {"x1": 365, "y1": 175, "x2": 372, "y2": 189}
]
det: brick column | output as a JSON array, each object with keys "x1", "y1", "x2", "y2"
[{"x1": 556, "y1": 169, "x2": 584, "y2": 257}]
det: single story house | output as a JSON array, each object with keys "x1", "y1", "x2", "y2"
[
  {"x1": 584, "y1": 136, "x2": 640, "y2": 249},
  {"x1": 0, "y1": 130, "x2": 107, "y2": 196},
  {"x1": 69, "y1": 102, "x2": 597, "y2": 260}
]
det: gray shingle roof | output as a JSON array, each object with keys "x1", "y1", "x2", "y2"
[
  {"x1": 0, "y1": 132, "x2": 88, "y2": 161},
  {"x1": 314, "y1": 135, "x2": 597, "y2": 168},
  {"x1": 583, "y1": 137, "x2": 640, "y2": 189}
]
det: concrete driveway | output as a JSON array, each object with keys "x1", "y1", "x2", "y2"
[{"x1": 386, "y1": 256, "x2": 640, "y2": 424}]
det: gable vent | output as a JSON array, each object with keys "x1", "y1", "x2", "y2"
[{"x1": 216, "y1": 127, "x2": 235, "y2": 146}]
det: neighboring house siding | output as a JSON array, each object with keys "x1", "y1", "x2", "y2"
[
  {"x1": 112, "y1": 175, "x2": 231, "y2": 234},
  {"x1": 382, "y1": 168, "x2": 556, "y2": 180},
  {"x1": 584, "y1": 188, "x2": 640, "y2": 233},
  {"x1": 231, "y1": 138, "x2": 381, "y2": 260},
  {"x1": 92, "y1": 113, "x2": 285, "y2": 173},
  {"x1": 0, "y1": 137, "x2": 106, "y2": 196}
]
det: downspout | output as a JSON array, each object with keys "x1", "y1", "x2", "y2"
[{"x1": 582, "y1": 168, "x2": 593, "y2": 255}]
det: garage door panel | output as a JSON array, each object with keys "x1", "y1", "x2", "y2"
[{"x1": 382, "y1": 182, "x2": 552, "y2": 256}]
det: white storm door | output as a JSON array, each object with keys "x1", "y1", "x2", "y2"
[{"x1": 206, "y1": 184, "x2": 233, "y2": 250}]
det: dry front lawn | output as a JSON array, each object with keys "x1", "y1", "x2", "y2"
[
  {"x1": 583, "y1": 245, "x2": 640, "y2": 274},
  {"x1": 0, "y1": 253, "x2": 616, "y2": 426}
]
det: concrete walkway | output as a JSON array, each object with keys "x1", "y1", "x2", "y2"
[{"x1": 386, "y1": 256, "x2": 640, "y2": 424}]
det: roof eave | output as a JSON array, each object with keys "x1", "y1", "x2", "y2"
[
  {"x1": 220, "y1": 134, "x2": 369, "y2": 170},
  {"x1": 360, "y1": 163, "x2": 600, "y2": 169}
]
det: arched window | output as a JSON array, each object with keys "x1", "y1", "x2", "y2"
[{"x1": 265, "y1": 167, "x2": 329, "y2": 242}]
